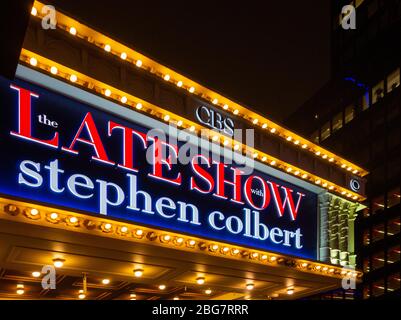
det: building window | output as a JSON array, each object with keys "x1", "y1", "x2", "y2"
[
  {"x1": 363, "y1": 229, "x2": 370, "y2": 245},
  {"x1": 387, "y1": 273, "x2": 401, "y2": 293},
  {"x1": 321, "y1": 122, "x2": 331, "y2": 141},
  {"x1": 361, "y1": 91, "x2": 370, "y2": 111},
  {"x1": 387, "y1": 217, "x2": 401, "y2": 237},
  {"x1": 372, "y1": 279, "x2": 385, "y2": 297},
  {"x1": 363, "y1": 257, "x2": 370, "y2": 272},
  {"x1": 387, "y1": 68, "x2": 400, "y2": 93},
  {"x1": 371, "y1": 251, "x2": 385, "y2": 270},
  {"x1": 371, "y1": 223, "x2": 385, "y2": 242},
  {"x1": 332, "y1": 112, "x2": 343, "y2": 133},
  {"x1": 344, "y1": 105, "x2": 354, "y2": 123},
  {"x1": 372, "y1": 81, "x2": 384, "y2": 104},
  {"x1": 387, "y1": 187, "x2": 400, "y2": 209},
  {"x1": 372, "y1": 195, "x2": 385, "y2": 214},
  {"x1": 311, "y1": 130, "x2": 319, "y2": 144},
  {"x1": 387, "y1": 245, "x2": 400, "y2": 264}
]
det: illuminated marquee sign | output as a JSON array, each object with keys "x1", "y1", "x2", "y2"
[{"x1": 0, "y1": 76, "x2": 318, "y2": 259}]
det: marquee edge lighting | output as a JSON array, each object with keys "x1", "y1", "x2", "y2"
[
  {"x1": 29, "y1": 0, "x2": 368, "y2": 179},
  {"x1": 18, "y1": 50, "x2": 366, "y2": 202},
  {"x1": 0, "y1": 197, "x2": 363, "y2": 281}
]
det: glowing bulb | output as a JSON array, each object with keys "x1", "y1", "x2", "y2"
[
  {"x1": 270, "y1": 128, "x2": 276, "y2": 133},
  {"x1": 205, "y1": 289, "x2": 212, "y2": 295},
  {"x1": 102, "y1": 279, "x2": 110, "y2": 285},
  {"x1": 270, "y1": 160, "x2": 276, "y2": 166},
  {"x1": 261, "y1": 156, "x2": 267, "y2": 162},
  {"x1": 301, "y1": 262, "x2": 308, "y2": 268},
  {"x1": 262, "y1": 123, "x2": 268, "y2": 129},
  {"x1": 329, "y1": 157, "x2": 334, "y2": 162},
  {"x1": 31, "y1": 7, "x2": 37, "y2": 16},
  {"x1": 302, "y1": 173, "x2": 308, "y2": 179},
  {"x1": 136, "y1": 59, "x2": 142, "y2": 67},
  {"x1": 223, "y1": 139, "x2": 229, "y2": 146},
  {"x1": 232, "y1": 249, "x2": 240, "y2": 255},
  {"x1": 120, "y1": 96, "x2": 127, "y2": 103},
  {"x1": 104, "y1": 89, "x2": 111, "y2": 97},
  {"x1": 287, "y1": 288, "x2": 294, "y2": 295},
  {"x1": 30, "y1": 208, "x2": 39, "y2": 216},
  {"x1": 322, "y1": 154, "x2": 328, "y2": 159},
  {"x1": 130, "y1": 293, "x2": 136, "y2": 300},
  {"x1": 251, "y1": 252, "x2": 259, "y2": 258},
  {"x1": 246, "y1": 283, "x2": 254, "y2": 290},
  {"x1": 164, "y1": 114, "x2": 170, "y2": 122},
  {"x1": 294, "y1": 140, "x2": 300, "y2": 145},
  {"x1": 253, "y1": 119, "x2": 258, "y2": 124},
  {"x1": 69, "y1": 27, "x2": 77, "y2": 35},
  {"x1": 315, "y1": 179, "x2": 321, "y2": 185},
  {"x1": 233, "y1": 109, "x2": 239, "y2": 115},
  {"x1": 302, "y1": 144, "x2": 308, "y2": 149},
  {"x1": 69, "y1": 216, "x2": 78, "y2": 224},
  {"x1": 212, "y1": 98, "x2": 218, "y2": 105},
  {"x1": 270, "y1": 256, "x2": 277, "y2": 262},
  {"x1": 212, "y1": 135, "x2": 219, "y2": 142},
  {"x1": 50, "y1": 66, "x2": 58, "y2": 75},
  {"x1": 164, "y1": 74, "x2": 170, "y2": 81},
  {"x1": 223, "y1": 247, "x2": 230, "y2": 253},
  {"x1": 261, "y1": 254, "x2": 268, "y2": 260},
  {"x1": 120, "y1": 52, "x2": 127, "y2": 60},
  {"x1": 162, "y1": 234, "x2": 171, "y2": 242},
  {"x1": 16, "y1": 289, "x2": 24, "y2": 295},
  {"x1": 29, "y1": 57, "x2": 37, "y2": 66},
  {"x1": 135, "y1": 229, "x2": 144, "y2": 236},
  {"x1": 70, "y1": 74, "x2": 77, "y2": 83},
  {"x1": 177, "y1": 81, "x2": 183, "y2": 87},
  {"x1": 49, "y1": 212, "x2": 59, "y2": 220},
  {"x1": 223, "y1": 104, "x2": 229, "y2": 110},
  {"x1": 103, "y1": 223, "x2": 112, "y2": 230},
  {"x1": 189, "y1": 86, "x2": 195, "y2": 93},
  {"x1": 173, "y1": 296, "x2": 179, "y2": 300},
  {"x1": 53, "y1": 258, "x2": 64, "y2": 268},
  {"x1": 120, "y1": 226, "x2": 128, "y2": 233},
  {"x1": 32, "y1": 271, "x2": 41, "y2": 278},
  {"x1": 78, "y1": 293, "x2": 86, "y2": 299},
  {"x1": 134, "y1": 269, "x2": 143, "y2": 277},
  {"x1": 211, "y1": 244, "x2": 219, "y2": 251},
  {"x1": 286, "y1": 167, "x2": 292, "y2": 172},
  {"x1": 234, "y1": 144, "x2": 240, "y2": 151},
  {"x1": 104, "y1": 44, "x2": 111, "y2": 52},
  {"x1": 188, "y1": 239, "x2": 196, "y2": 246},
  {"x1": 286, "y1": 136, "x2": 292, "y2": 141},
  {"x1": 315, "y1": 151, "x2": 321, "y2": 156},
  {"x1": 196, "y1": 277, "x2": 205, "y2": 285},
  {"x1": 189, "y1": 125, "x2": 195, "y2": 132},
  {"x1": 253, "y1": 152, "x2": 258, "y2": 158},
  {"x1": 136, "y1": 103, "x2": 142, "y2": 110},
  {"x1": 158, "y1": 284, "x2": 166, "y2": 290},
  {"x1": 294, "y1": 171, "x2": 300, "y2": 175}
]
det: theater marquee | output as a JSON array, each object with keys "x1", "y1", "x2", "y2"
[{"x1": 0, "y1": 76, "x2": 319, "y2": 260}]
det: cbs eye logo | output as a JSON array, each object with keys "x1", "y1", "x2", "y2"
[{"x1": 350, "y1": 179, "x2": 361, "y2": 192}]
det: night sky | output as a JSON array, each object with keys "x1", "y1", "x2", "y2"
[{"x1": 46, "y1": 0, "x2": 331, "y2": 123}]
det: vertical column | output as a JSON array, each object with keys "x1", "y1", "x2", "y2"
[{"x1": 318, "y1": 193, "x2": 331, "y2": 263}]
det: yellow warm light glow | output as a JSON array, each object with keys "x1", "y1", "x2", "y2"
[
  {"x1": 120, "y1": 96, "x2": 127, "y2": 103},
  {"x1": 104, "y1": 89, "x2": 111, "y2": 97},
  {"x1": 177, "y1": 80, "x2": 183, "y2": 87},
  {"x1": 29, "y1": 57, "x2": 38, "y2": 66},
  {"x1": 135, "y1": 103, "x2": 142, "y2": 110},
  {"x1": 53, "y1": 258, "x2": 64, "y2": 268},
  {"x1": 104, "y1": 44, "x2": 111, "y2": 52},
  {"x1": 163, "y1": 74, "x2": 170, "y2": 81},
  {"x1": 196, "y1": 277, "x2": 205, "y2": 285},
  {"x1": 134, "y1": 269, "x2": 143, "y2": 277},
  {"x1": 120, "y1": 52, "x2": 127, "y2": 60},
  {"x1": 135, "y1": 59, "x2": 142, "y2": 67},
  {"x1": 50, "y1": 66, "x2": 58, "y2": 74},
  {"x1": 212, "y1": 98, "x2": 218, "y2": 105},
  {"x1": 189, "y1": 86, "x2": 195, "y2": 93},
  {"x1": 69, "y1": 27, "x2": 77, "y2": 35},
  {"x1": 69, "y1": 74, "x2": 77, "y2": 82},
  {"x1": 31, "y1": 7, "x2": 37, "y2": 16}
]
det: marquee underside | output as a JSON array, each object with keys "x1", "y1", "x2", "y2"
[{"x1": 0, "y1": 197, "x2": 356, "y2": 300}]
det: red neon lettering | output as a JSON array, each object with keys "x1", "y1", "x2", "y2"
[
  {"x1": 10, "y1": 84, "x2": 59, "y2": 148},
  {"x1": 108, "y1": 121, "x2": 147, "y2": 172},
  {"x1": 62, "y1": 112, "x2": 114, "y2": 165},
  {"x1": 269, "y1": 182, "x2": 305, "y2": 220}
]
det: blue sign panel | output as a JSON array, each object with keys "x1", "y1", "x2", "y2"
[{"x1": 0, "y1": 76, "x2": 318, "y2": 259}]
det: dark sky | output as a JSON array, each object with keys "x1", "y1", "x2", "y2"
[{"x1": 47, "y1": 0, "x2": 331, "y2": 123}]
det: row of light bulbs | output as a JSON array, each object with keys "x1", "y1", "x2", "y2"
[
  {"x1": 4, "y1": 204, "x2": 360, "y2": 281},
  {"x1": 23, "y1": 52, "x2": 362, "y2": 201},
  {"x1": 29, "y1": 6, "x2": 366, "y2": 179}
]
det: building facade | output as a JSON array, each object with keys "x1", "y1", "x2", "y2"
[
  {"x1": 0, "y1": 1, "x2": 366, "y2": 300},
  {"x1": 286, "y1": 0, "x2": 401, "y2": 299}
]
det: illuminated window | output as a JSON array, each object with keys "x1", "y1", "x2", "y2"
[
  {"x1": 372, "y1": 81, "x2": 384, "y2": 104},
  {"x1": 371, "y1": 251, "x2": 385, "y2": 270},
  {"x1": 332, "y1": 113, "x2": 343, "y2": 133},
  {"x1": 361, "y1": 91, "x2": 370, "y2": 111},
  {"x1": 372, "y1": 279, "x2": 385, "y2": 297},
  {"x1": 363, "y1": 257, "x2": 370, "y2": 273},
  {"x1": 311, "y1": 130, "x2": 319, "y2": 144},
  {"x1": 363, "y1": 285, "x2": 370, "y2": 299},
  {"x1": 371, "y1": 223, "x2": 385, "y2": 243},
  {"x1": 387, "y1": 245, "x2": 400, "y2": 264},
  {"x1": 387, "y1": 273, "x2": 401, "y2": 293},
  {"x1": 363, "y1": 229, "x2": 370, "y2": 246},
  {"x1": 344, "y1": 105, "x2": 354, "y2": 123},
  {"x1": 321, "y1": 122, "x2": 331, "y2": 141},
  {"x1": 387, "y1": 217, "x2": 400, "y2": 237},
  {"x1": 372, "y1": 195, "x2": 385, "y2": 214},
  {"x1": 387, "y1": 68, "x2": 400, "y2": 93},
  {"x1": 387, "y1": 187, "x2": 400, "y2": 209}
]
